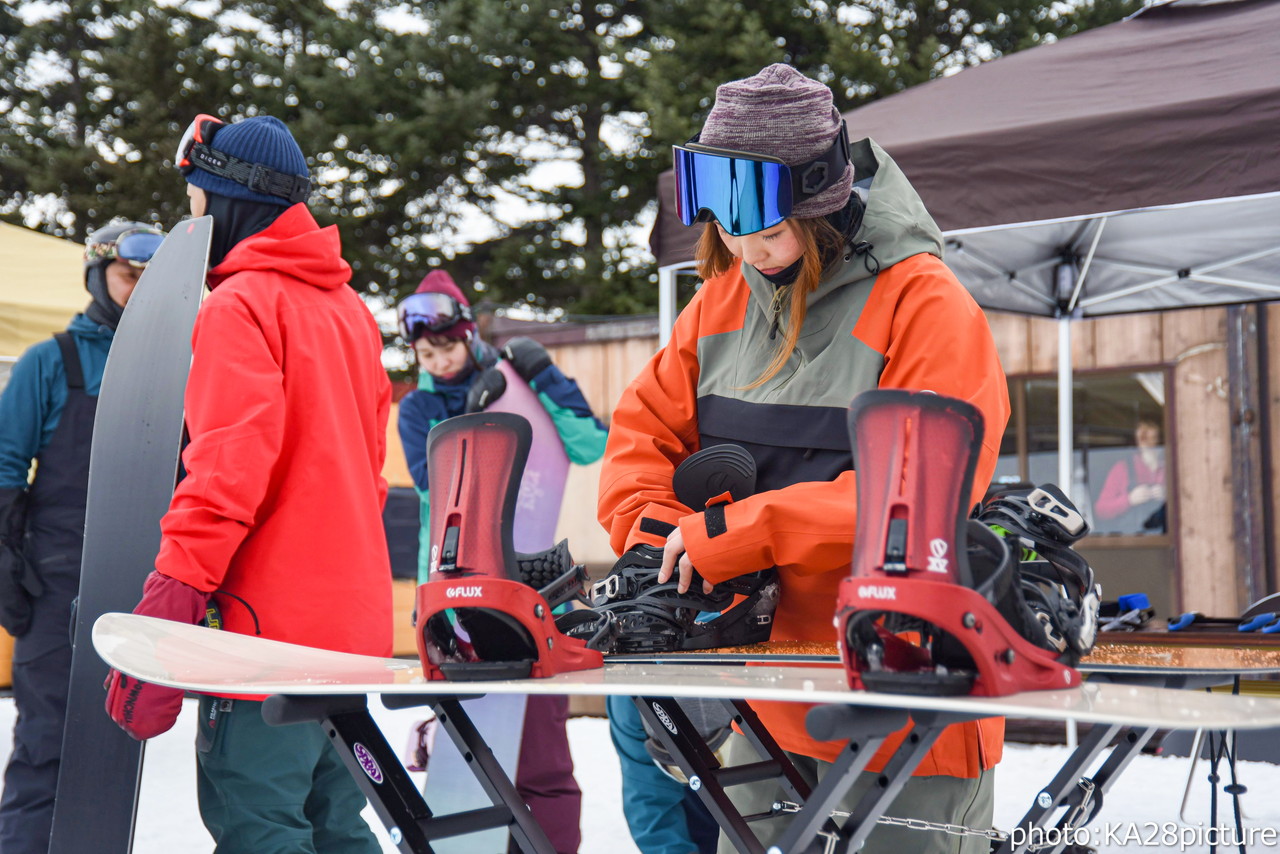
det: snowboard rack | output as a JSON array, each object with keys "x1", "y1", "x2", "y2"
[
  {"x1": 836, "y1": 390, "x2": 1079, "y2": 697},
  {"x1": 416, "y1": 413, "x2": 601, "y2": 681}
]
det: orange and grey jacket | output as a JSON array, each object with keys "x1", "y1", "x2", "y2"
[{"x1": 599, "y1": 139, "x2": 1010, "y2": 777}]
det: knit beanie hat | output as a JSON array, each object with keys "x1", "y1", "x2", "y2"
[
  {"x1": 413, "y1": 270, "x2": 476, "y2": 340},
  {"x1": 699, "y1": 64, "x2": 853, "y2": 219},
  {"x1": 184, "y1": 116, "x2": 310, "y2": 207}
]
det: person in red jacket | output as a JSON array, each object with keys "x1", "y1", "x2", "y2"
[
  {"x1": 1093, "y1": 417, "x2": 1166, "y2": 534},
  {"x1": 598, "y1": 65, "x2": 1010, "y2": 854},
  {"x1": 105, "y1": 114, "x2": 392, "y2": 853}
]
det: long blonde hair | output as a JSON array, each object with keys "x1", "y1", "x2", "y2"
[{"x1": 695, "y1": 217, "x2": 846, "y2": 388}]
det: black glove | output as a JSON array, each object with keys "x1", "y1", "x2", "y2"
[
  {"x1": 502, "y1": 337, "x2": 552, "y2": 383},
  {"x1": 0, "y1": 487, "x2": 25, "y2": 544},
  {"x1": 465, "y1": 366, "x2": 507, "y2": 413},
  {"x1": 0, "y1": 488, "x2": 38, "y2": 637}
]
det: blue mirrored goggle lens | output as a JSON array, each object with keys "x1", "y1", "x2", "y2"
[
  {"x1": 673, "y1": 147, "x2": 791, "y2": 236},
  {"x1": 116, "y1": 231, "x2": 165, "y2": 266}
]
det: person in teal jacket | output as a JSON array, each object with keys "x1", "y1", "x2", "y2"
[
  {"x1": 396, "y1": 270, "x2": 607, "y2": 583},
  {"x1": 396, "y1": 269, "x2": 606, "y2": 854}
]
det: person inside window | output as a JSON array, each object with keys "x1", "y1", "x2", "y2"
[{"x1": 1094, "y1": 417, "x2": 1166, "y2": 534}]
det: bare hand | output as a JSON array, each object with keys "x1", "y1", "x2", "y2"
[
  {"x1": 657, "y1": 527, "x2": 714, "y2": 595},
  {"x1": 1129, "y1": 484, "x2": 1160, "y2": 505}
]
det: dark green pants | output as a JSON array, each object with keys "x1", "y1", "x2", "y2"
[
  {"x1": 714, "y1": 733, "x2": 995, "y2": 854},
  {"x1": 196, "y1": 696, "x2": 380, "y2": 854}
]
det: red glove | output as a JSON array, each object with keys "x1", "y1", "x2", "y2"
[{"x1": 105, "y1": 570, "x2": 210, "y2": 740}]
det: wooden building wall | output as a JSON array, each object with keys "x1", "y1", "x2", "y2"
[{"x1": 989, "y1": 306, "x2": 1257, "y2": 617}]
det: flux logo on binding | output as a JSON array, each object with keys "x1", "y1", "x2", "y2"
[
  {"x1": 445, "y1": 586, "x2": 483, "y2": 599},
  {"x1": 857, "y1": 585, "x2": 896, "y2": 600}
]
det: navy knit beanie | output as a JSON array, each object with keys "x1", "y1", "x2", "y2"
[
  {"x1": 700, "y1": 64, "x2": 853, "y2": 219},
  {"x1": 185, "y1": 116, "x2": 310, "y2": 207}
]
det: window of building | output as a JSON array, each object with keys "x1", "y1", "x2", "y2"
[{"x1": 994, "y1": 370, "x2": 1169, "y2": 539}]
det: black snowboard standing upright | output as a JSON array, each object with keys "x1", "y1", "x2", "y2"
[{"x1": 48, "y1": 217, "x2": 211, "y2": 854}]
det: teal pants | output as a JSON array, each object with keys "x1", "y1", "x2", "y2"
[
  {"x1": 195, "y1": 697, "x2": 380, "y2": 854},
  {"x1": 714, "y1": 733, "x2": 995, "y2": 854}
]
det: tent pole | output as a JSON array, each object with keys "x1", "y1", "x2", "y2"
[
  {"x1": 658, "y1": 264, "x2": 679, "y2": 347},
  {"x1": 1058, "y1": 316, "x2": 1074, "y2": 497}
]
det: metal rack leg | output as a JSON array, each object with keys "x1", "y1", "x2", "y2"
[
  {"x1": 263, "y1": 693, "x2": 555, "y2": 854},
  {"x1": 996, "y1": 722, "x2": 1156, "y2": 854}
]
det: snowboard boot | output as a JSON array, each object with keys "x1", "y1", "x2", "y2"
[{"x1": 416, "y1": 412, "x2": 601, "y2": 681}]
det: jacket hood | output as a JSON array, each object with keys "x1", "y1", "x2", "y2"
[
  {"x1": 69, "y1": 311, "x2": 116, "y2": 339},
  {"x1": 206, "y1": 204, "x2": 351, "y2": 291},
  {"x1": 742, "y1": 138, "x2": 943, "y2": 307}
]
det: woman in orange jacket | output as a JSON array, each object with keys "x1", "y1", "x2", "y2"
[{"x1": 598, "y1": 64, "x2": 1010, "y2": 854}]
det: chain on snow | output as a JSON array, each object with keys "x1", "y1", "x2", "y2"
[{"x1": 772, "y1": 795, "x2": 1093, "y2": 853}]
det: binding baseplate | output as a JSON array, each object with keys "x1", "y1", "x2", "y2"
[{"x1": 557, "y1": 443, "x2": 779, "y2": 654}]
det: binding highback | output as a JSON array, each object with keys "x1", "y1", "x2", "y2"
[
  {"x1": 848, "y1": 390, "x2": 983, "y2": 587},
  {"x1": 836, "y1": 389, "x2": 1080, "y2": 697},
  {"x1": 425, "y1": 413, "x2": 525, "y2": 581},
  {"x1": 416, "y1": 413, "x2": 601, "y2": 680}
]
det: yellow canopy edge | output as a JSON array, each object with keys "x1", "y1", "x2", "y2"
[{"x1": 0, "y1": 222, "x2": 86, "y2": 358}]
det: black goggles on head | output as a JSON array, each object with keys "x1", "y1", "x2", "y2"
[
  {"x1": 84, "y1": 226, "x2": 166, "y2": 269},
  {"x1": 398, "y1": 292, "x2": 473, "y2": 341},
  {"x1": 673, "y1": 119, "x2": 851, "y2": 236},
  {"x1": 175, "y1": 113, "x2": 312, "y2": 205}
]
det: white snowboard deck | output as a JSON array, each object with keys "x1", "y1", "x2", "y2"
[{"x1": 93, "y1": 613, "x2": 1280, "y2": 731}]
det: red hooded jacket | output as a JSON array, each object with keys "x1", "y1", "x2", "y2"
[{"x1": 155, "y1": 205, "x2": 393, "y2": 658}]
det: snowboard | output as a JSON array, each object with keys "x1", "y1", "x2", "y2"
[
  {"x1": 421, "y1": 360, "x2": 571, "y2": 853},
  {"x1": 609, "y1": 640, "x2": 1280, "y2": 677},
  {"x1": 49, "y1": 218, "x2": 211, "y2": 854},
  {"x1": 488, "y1": 359, "x2": 570, "y2": 553},
  {"x1": 91, "y1": 612, "x2": 1280, "y2": 732}
]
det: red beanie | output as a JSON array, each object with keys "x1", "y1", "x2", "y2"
[{"x1": 413, "y1": 271, "x2": 475, "y2": 340}]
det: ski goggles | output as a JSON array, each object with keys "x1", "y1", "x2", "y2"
[
  {"x1": 398, "y1": 291, "x2": 473, "y2": 341},
  {"x1": 673, "y1": 120, "x2": 851, "y2": 236},
  {"x1": 174, "y1": 113, "x2": 311, "y2": 204},
  {"x1": 84, "y1": 226, "x2": 165, "y2": 269}
]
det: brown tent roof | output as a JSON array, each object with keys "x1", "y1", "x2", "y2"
[{"x1": 650, "y1": 0, "x2": 1280, "y2": 268}]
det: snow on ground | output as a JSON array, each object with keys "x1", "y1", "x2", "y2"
[{"x1": 3, "y1": 698, "x2": 1280, "y2": 852}]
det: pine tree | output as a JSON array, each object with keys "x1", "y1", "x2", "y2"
[{"x1": 0, "y1": 1, "x2": 1141, "y2": 320}]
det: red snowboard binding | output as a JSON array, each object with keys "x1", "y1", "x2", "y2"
[
  {"x1": 835, "y1": 390, "x2": 1081, "y2": 697},
  {"x1": 416, "y1": 412, "x2": 602, "y2": 681}
]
